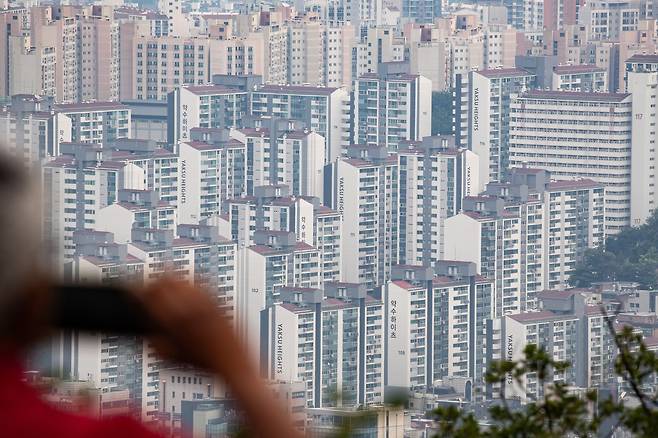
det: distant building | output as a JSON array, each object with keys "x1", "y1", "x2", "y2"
[
  {"x1": 53, "y1": 101, "x2": 131, "y2": 144},
  {"x1": 503, "y1": 311, "x2": 579, "y2": 402},
  {"x1": 250, "y1": 84, "x2": 350, "y2": 163},
  {"x1": 235, "y1": 230, "x2": 321, "y2": 363},
  {"x1": 167, "y1": 85, "x2": 247, "y2": 145},
  {"x1": 552, "y1": 64, "x2": 608, "y2": 92},
  {"x1": 463, "y1": 68, "x2": 536, "y2": 189},
  {"x1": 446, "y1": 168, "x2": 605, "y2": 314},
  {"x1": 265, "y1": 284, "x2": 384, "y2": 407},
  {"x1": 385, "y1": 262, "x2": 494, "y2": 397},
  {"x1": 509, "y1": 90, "x2": 632, "y2": 234},
  {"x1": 353, "y1": 72, "x2": 432, "y2": 151}
]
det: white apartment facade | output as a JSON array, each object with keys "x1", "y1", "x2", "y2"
[
  {"x1": 503, "y1": 311, "x2": 579, "y2": 403},
  {"x1": 509, "y1": 90, "x2": 633, "y2": 234},
  {"x1": 552, "y1": 64, "x2": 608, "y2": 92},
  {"x1": 465, "y1": 68, "x2": 536, "y2": 189},
  {"x1": 235, "y1": 231, "x2": 321, "y2": 364},
  {"x1": 266, "y1": 284, "x2": 384, "y2": 407},
  {"x1": 95, "y1": 189, "x2": 177, "y2": 244},
  {"x1": 333, "y1": 148, "x2": 399, "y2": 288},
  {"x1": 42, "y1": 151, "x2": 144, "y2": 268},
  {"x1": 230, "y1": 126, "x2": 325, "y2": 198},
  {"x1": 53, "y1": 102, "x2": 131, "y2": 144},
  {"x1": 250, "y1": 84, "x2": 350, "y2": 163},
  {"x1": 397, "y1": 138, "x2": 480, "y2": 266},
  {"x1": 353, "y1": 73, "x2": 432, "y2": 151},
  {"x1": 626, "y1": 54, "x2": 658, "y2": 226},
  {"x1": 385, "y1": 263, "x2": 494, "y2": 395},
  {"x1": 168, "y1": 85, "x2": 247, "y2": 144}
]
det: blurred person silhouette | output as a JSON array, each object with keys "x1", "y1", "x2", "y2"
[{"x1": 0, "y1": 152, "x2": 301, "y2": 438}]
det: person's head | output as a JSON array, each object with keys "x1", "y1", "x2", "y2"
[{"x1": 0, "y1": 153, "x2": 44, "y2": 338}]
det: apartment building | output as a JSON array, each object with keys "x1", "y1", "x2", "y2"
[
  {"x1": 230, "y1": 119, "x2": 325, "y2": 197},
  {"x1": 397, "y1": 136, "x2": 480, "y2": 266},
  {"x1": 0, "y1": 95, "x2": 62, "y2": 166},
  {"x1": 403, "y1": 0, "x2": 441, "y2": 23},
  {"x1": 445, "y1": 168, "x2": 605, "y2": 315},
  {"x1": 333, "y1": 145, "x2": 398, "y2": 288},
  {"x1": 446, "y1": 208, "x2": 523, "y2": 316},
  {"x1": 42, "y1": 146, "x2": 144, "y2": 267},
  {"x1": 113, "y1": 7, "x2": 170, "y2": 37},
  {"x1": 105, "y1": 138, "x2": 180, "y2": 205},
  {"x1": 313, "y1": 203, "x2": 343, "y2": 283},
  {"x1": 77, "y1": 16, "x2": 120, "y2": 101},
  {"x1": 543, "y1": 179, "x2": 606, "y2": 288},
  {"x1": 353, "y1": 72, "x2": 431, "y2": 151},
  {"x1": 282, "y1": 20, "x2": 355, "y2": 89},
  {"x1": 0, "y1": 7, "x2": 30, "y2": 97},
  {"x1": 53, "y1": 102, "x2": 131, "y2": 144},
  {"x1": 250, "y1": 84, "x2": 350, "y2": 163},
  {"x1": 187, "y1": 128, "x2": 247, "y2": 202},
  {"x1": 224, "y1": 186, "x2": 342, "y2": 282},
  {"x1": 504, "y1": 0, "x2": 544, "y2": 31},
  {"x1": 463, "y1": 68, "x2": 537, "y2": 189},
  {"x1": 324, "y1": 25, "x2": 355, "y2": 88},
  {"x1": 626, "y1": 54, "x2": 658, "y2": 226},
  {"x1": 158, "y1": 367, "x2": 225, "y2": 435},
  {"x1": 6, "y1": 34, "x2": 58, "y2": 99},
  {"x1": 579, "y1": 0, "x2": 639, "y2": 41},
  {"x1": 127, "y1": 227, "x2": 195, "y2": 283},
  {"x1": 73, "y1": 229, "x2": 145, "y2": 285},
  {"x1": 354, "y1": 27, "x2": 406, "y2": 77},
  {"x1": 178, "y1": 139, "x2": 242, "y2": 223},
  {"x1": 503, "y1": 311, "x2": 579, "y2": 403},
  {"x1": 168, "y1": 85, "x2": 248, "y2": 144},
  {"x1": 538, "y1": 289, "x2": 616, "y2": 389},
  {"x1": 67, "y1": 231, "x2": 147, "y2": 419},
  {"x1": 207, "y1": 33, "x2": 267, "y2": 79},
  {"x1": 223, "y1": 185, "x2": 313, "y2": 244},
  {"x1": 30, "y1": 8, "x2": 79, "y2": 103},
  {"x1": 265, "y1": 283, "x2": 384, "y2": 407},
  {"x1": 552, "y1": 64, "x2": 608, "y2": 92},
  {"x1": 385, "y1": 262, "x2": 494, "y2": 396},
  {"x1": 287, "y1": 19, "x2": 324, "y2": 86},
  {"x1": 508, "y1": 90, "x2": 633, "y2": 234},
  {"x1": 176, "y1": 223, "x2": 237, "y2": 315},
  {"x1": 95, "y1": 189, "x2": 177, "y2": 244},
  {"x1": 119, "y1": 21, "x2": 213, "y2": 101},
  {"x1": 235, "y1": 230, "x2": 321, "y2": 364}
]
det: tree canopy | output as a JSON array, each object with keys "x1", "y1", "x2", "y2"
[
  {"x1": 432, "y1": 325, "x2": 658, "y2": 437},
  {"x1": 570, "y1": 211, "x2": 658, "y2": 289}
]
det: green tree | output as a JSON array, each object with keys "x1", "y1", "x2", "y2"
[
  {"x1": 432, "y1": 318, "x2": 658, "y2": 437},
  {"x1": 571, "y1": 210, "x2": 658, "y2": 289}
]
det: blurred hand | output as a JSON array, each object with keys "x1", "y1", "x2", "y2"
[
  {"x1": 132, "y1": 277, "x2": 303, "y2": 438},
  {"x1": 1, "y1": 274, "x2": 53, "y2": 351}
]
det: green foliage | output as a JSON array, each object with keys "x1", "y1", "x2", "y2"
[
  {"x1": 431, "y1": 91, "x2": 453, "y2": 135},
  {"x1": 432, "y1": 321, "x2": 658, "y2": 437},
  {"x1": 570, "y1": 210, "x2": 658, "y2": 288}
]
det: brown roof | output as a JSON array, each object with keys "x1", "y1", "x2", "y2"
[
  {"x1": 185, "y1": 85, "x2": 245, "y2": 95},
  {"x1": 626, "y1": 54, "x2": 658, "y2": 64},
  {"x1": 508, "y1": 310, "x2": 577, "y2": 324},
  {"x1": 54, "y1": 102, "x2": 130, "y2": 112},
  {"x1": 547, "y1": 179, "x2": 603, "y2": 190},
  {"x1": 359, "y1": 73, "x2": 420, "y2": 81},
  {"x1": 256, "y1": 85, "x2": 338, "y2": 96},
  {"x1": 553, "y1": 64, "x2": 605, "y2": 74},
  {"x1": 390, "y1": 280, "x2": 421, "y2": 290},
  {"x1": 476, "y1": 68, "x2": 533, "y2": 78},
  {"x1": 519, "y1": 90, "x2": 631, "y2": 103},
  {"x1": 181, "y1": 141, "x2": 222, "y2": 151}
]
